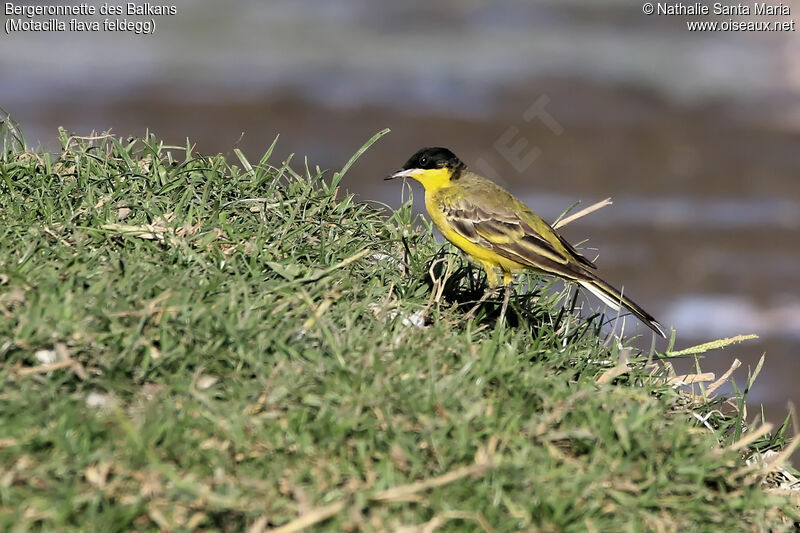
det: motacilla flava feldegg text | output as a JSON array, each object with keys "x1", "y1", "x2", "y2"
[{"x1": 385, "y1": 147, "x2": 666, "y2": 338}]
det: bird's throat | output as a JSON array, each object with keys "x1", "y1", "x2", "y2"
[{"x1": 413, "y1": 167, "x2": 452, "y2": 194}]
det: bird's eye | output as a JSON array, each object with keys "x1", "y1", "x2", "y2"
[{"x1": 418, "y1": 155, "x2": 428, "y2": 167}]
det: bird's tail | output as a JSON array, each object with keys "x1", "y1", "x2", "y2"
[{"x1": 578, "y1": 276, "x2": 666, "y2": 338}]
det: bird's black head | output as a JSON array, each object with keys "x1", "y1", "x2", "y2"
[
  {"x1": 402, "y1": 147, "x2": 464, "y2": 175},
  {"x1": 384, "y1": 146, "x2": 467, "y2": 182}
]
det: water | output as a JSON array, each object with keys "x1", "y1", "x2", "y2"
[{"x1": 3, "y1": 1, "x2": 799, "y2": 118}]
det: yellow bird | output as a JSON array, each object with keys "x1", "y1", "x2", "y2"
[{"x1": 386, "y1": 146, "x2": 666, "y2": 338}]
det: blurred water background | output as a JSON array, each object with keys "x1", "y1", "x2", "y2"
[{"x1": 2, "y1": 0, "x2": 799, "y2": 430}]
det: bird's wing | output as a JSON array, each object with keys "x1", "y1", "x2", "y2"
[
  {"x1": 440, "y1": 195, "x2": 596, "y2": 272},
  {"x1": 550, "y1": 227, "x2": 597, "y2": 270}
]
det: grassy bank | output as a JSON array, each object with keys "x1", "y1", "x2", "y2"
[{"x1": 0, "y1": 124, "x2": 797, "y2": 531}]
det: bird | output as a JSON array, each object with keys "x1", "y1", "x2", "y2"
[{"x1": 385, "y1": 146, "x2": 666, "y2": 338}]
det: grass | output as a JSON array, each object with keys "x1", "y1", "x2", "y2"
[{"x1": 0, "y1": 120, "x2": 798, "y2": 531}]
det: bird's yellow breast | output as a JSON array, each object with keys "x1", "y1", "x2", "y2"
[{"x1": 424, "y1": 191, "x2": 525, "y2": 273}]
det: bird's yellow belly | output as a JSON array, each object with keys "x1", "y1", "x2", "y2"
[{"x1": 426, "y1": 197, "x2": 525, "y2": 273}]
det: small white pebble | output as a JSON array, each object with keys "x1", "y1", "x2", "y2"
[
  {"x1": 86, "y1": 392, "x2": 115, "y2": 409},
  {"x1": 196, "y1": 375, "x2": 218, "y2": 390},
  {"x1": 35, "y1": 349, "x2": 59, "y2": 364},
  {"x1": 378, "y1": 306, "x2": 426, "y2": 329},
  {"x1": 370, "y1": 253, "x2": 397, "y2": 265},
  {"x1": 401, "y1": 310, "x2": 426, "y2": 329}
]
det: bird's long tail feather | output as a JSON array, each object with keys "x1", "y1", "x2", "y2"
[{"x1": 578, "y1": 277, "x2": 666, "y2": 338}]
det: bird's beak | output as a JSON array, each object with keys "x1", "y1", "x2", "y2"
[{"x1": 384, "y1": 168, "x2": 421, "y2": 181}]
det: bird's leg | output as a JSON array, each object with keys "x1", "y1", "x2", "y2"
[{"x1": 498, "y1": 272, "x2": 513, "y2": 323}]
